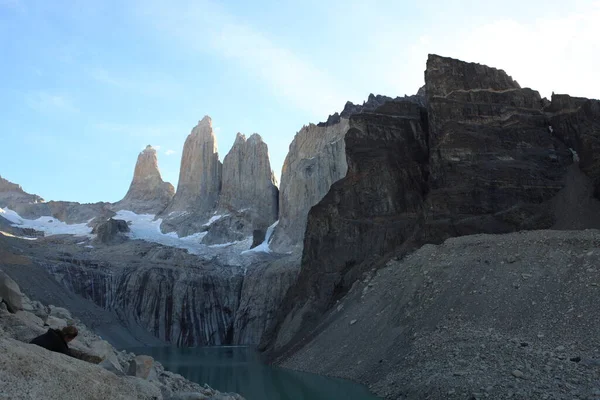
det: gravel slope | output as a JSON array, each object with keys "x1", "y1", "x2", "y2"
[{"x1": 277, "y1": 229, "x2": 600, "y2": 399}]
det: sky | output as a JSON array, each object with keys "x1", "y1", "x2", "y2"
[{"x1": 1, "y1": 0, "x2": 599, "y2": 203}]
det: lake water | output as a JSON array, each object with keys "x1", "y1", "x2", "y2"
[{"x1": 125, "y1": 346, "x2": 381, "y2": 400}]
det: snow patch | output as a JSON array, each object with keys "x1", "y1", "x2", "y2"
[
  {"x1": 114, "y1": 210, "x2": 209, "y2": 255},
  {"x1": 0, "y1": 208, "x2": 93, "y2": 237},
  {"x1": 242, "y1": 220, "x2": 279, "y2": 255},
  {"x1": 204, "y1": 214, "x2": 225, "y2": 226},
  {"x1": 0, "y1": 230, "x2": 37, "y2": 241}
]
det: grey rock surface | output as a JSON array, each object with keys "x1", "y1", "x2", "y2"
[
  {"x1": 276, "y1": 230, "x2": 600, "y2": 400},
  {"x1": 0, "y1": 269, "x2": 23, "y2": 312},
  {"x1": 113, "y1": 145, "x2": 175, "y2": 214},
  {"x1": 128, "y1": 355, "x2": 155, "y2": 379},
  {"x1": 218, "y1": 133, "x2": 278, "y2": 231},
  {"x1": 233, "y1": 255, "x2": 300, "y2": 344},
  {"x1": 270, "y1": 118, "x2": 349, "y2": 252},
  {"x1": 92, "y1": 218, "x2": 130, "y2": 244},
  {"x1": 162, "y1": 116, "x2": 222, "y2": 236},
  {"x1": 0, "y1": 266, "x2": 246, "y2": 400}
]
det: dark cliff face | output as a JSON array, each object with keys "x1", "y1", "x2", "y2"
[
  {"x1": 262, "y1": 54, "x2": 596, "y2": 359},
  {"x1": 262, "y1": 100, "x2": 430, "y2": 354},
  {"x1": 548, "y1": 95, "x2": 600, "y2": 197}
]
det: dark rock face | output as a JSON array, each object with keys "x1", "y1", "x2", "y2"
[
  {"x1": 92, "y1": 219, "x2": 130, "y2": 244},
  {"x1": 547, "y1": 94, "x2": 600, "y2": 197},
  {"x1": 424, "y1": 62, "x2": 571, "y2": 240},
  {"x1": 263, "y1": 100, "x2": 430, "y2": 353},
  {"x1": 425, "y1": 54, "x2": 520, "y2": 98},
  {"x1": 263, "y1": 54, "x2": 588, "y2": 359}
]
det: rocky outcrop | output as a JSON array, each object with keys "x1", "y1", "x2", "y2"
[
  {"x1": 218, "y1": 133, "x2": 278, "y2": 229},
  {"x1": 201, "y1": 211, "x2": 252, "y2": 245},
  {"x1": 161, "y1": 116, "x2": 223, "y2": 236},
  {"x1": 270, "y1": 118, "x2": 350, "y2": 252},
  {"x1": 0, "y1": 175, "x2": 43, "y2": 207},
  {"x1": 263, "y1": 100, "x2": 430, "y2": 354},
  {"x1": 0, "y1": 273, "x2": 245, "y2": 400},
  {"x1": 113, "y1": 145, "x2": 174, "y2": 214},
  {"x1": 0, "y1": 269, "x2": 24, "y2": 312},
  {"x1": 263, "y1": 54, "x2": 588, "y2": 359},
  {"x1": 92, "y1": 218, "x2": 130, "y2": 244}
]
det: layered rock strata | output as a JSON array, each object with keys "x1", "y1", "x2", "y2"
[{"x1": 263, "y1": 54, "x2": 589, "y2": 359}]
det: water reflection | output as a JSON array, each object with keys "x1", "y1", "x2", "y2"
[{"x1": 125, "y1": 346, "x2": 380, "y2": 400}]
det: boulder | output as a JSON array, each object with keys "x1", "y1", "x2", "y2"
[
  {"x1": 201, "y1": 212, "x2": 253, "y2": 245},
  {"x1": 92, "y1": 218, "x2": 130, "y2": 244},
  {"x1": 48, "y1": 305, "x2": 72, "y2": 320},
  {"x1": 0, "y1": 337, "x2": 163, "y2": 399},
  {"x1": 127, "y1": 355, "x2": 155, "y2": 380},
  {"x1": 46, "y1": 316, "x2": 68, "y2": 330},
  {"x1": 0, "y1": 269, "x2": 23, "y2": 312}
]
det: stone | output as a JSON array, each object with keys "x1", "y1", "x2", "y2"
[
  {"x1": 112, "y1": 145, "x2": 175, "y2": 214},
  {"x1": 0, "y1": 337, "x2": 163, "y2": 400},
  {"x1": 161, "y1": 116, "x2": 223, "y2": 236},
  {"x1": 201, "y1": 211, "x2": 253, "y2": 246},
  {"x1": 0, "y1": 269, "x2": 24, "y2": 313},
  {"x1": 48, "y1": 305, "x2": 72, "y2": 320},
  {"x1": 99, "y1": 357, "x2": 125, "y2": 376},
  {"x1": 92, "y1": 218, "x2": 130, "y2": 244},
  {"x1": 218, "y1": 133, "x2": 279, "y2": 230},
  {"x1": 46, "y1": 316, "x2": 68, "y2": 330},
  {"x1": 512, "y1": 370, "x2": 525, "y2": 379},
  {"x1": 127, "y1": 355, "x2": 154, "y2": 380}
]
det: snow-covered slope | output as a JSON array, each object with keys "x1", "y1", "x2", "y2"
[{"x1": 0, "y1": 208, "x2": 92, "y2": 236}]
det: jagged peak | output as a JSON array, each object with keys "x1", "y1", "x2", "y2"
[
  {"x1": 198, "y1": 115, "x2": 212, "y2": 127},
  {"x1": 234, "y1": 132, "x2": 247, "y2": 145},
  {"x1": 142, "y1": 145, "x2": 157, "y2": 154},
  {"x1": 247, "y1": 133, "x2": 264, "y2": 144}
]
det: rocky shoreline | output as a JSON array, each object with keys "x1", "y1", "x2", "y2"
[{"x1": 0, "y1": 266, "x2": 245, "y2": 400}]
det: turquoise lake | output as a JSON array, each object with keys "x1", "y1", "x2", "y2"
[{"x1": 126, "y1": 346, "x2": 381, "y2": 400}]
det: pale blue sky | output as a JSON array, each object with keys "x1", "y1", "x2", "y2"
[{"x1": 1, "y1": 0, "x2": 599, "y2": 203}]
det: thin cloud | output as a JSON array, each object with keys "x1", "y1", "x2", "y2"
[
  {"x1": 137, "y1": 0, "x2": 357, "y2": 118},
  {"x1": 165, "y1": 149, "x2": 176, "y2": 156},
  {"x1": 93, "y1": 122, "x2": 180, "y2": 138},
  {"x1": 26, "y1": 91, "x2": 78, "y2": 114},
  {"x1": 88, "y1": 67, "x2": 182, "y2": 97}
]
